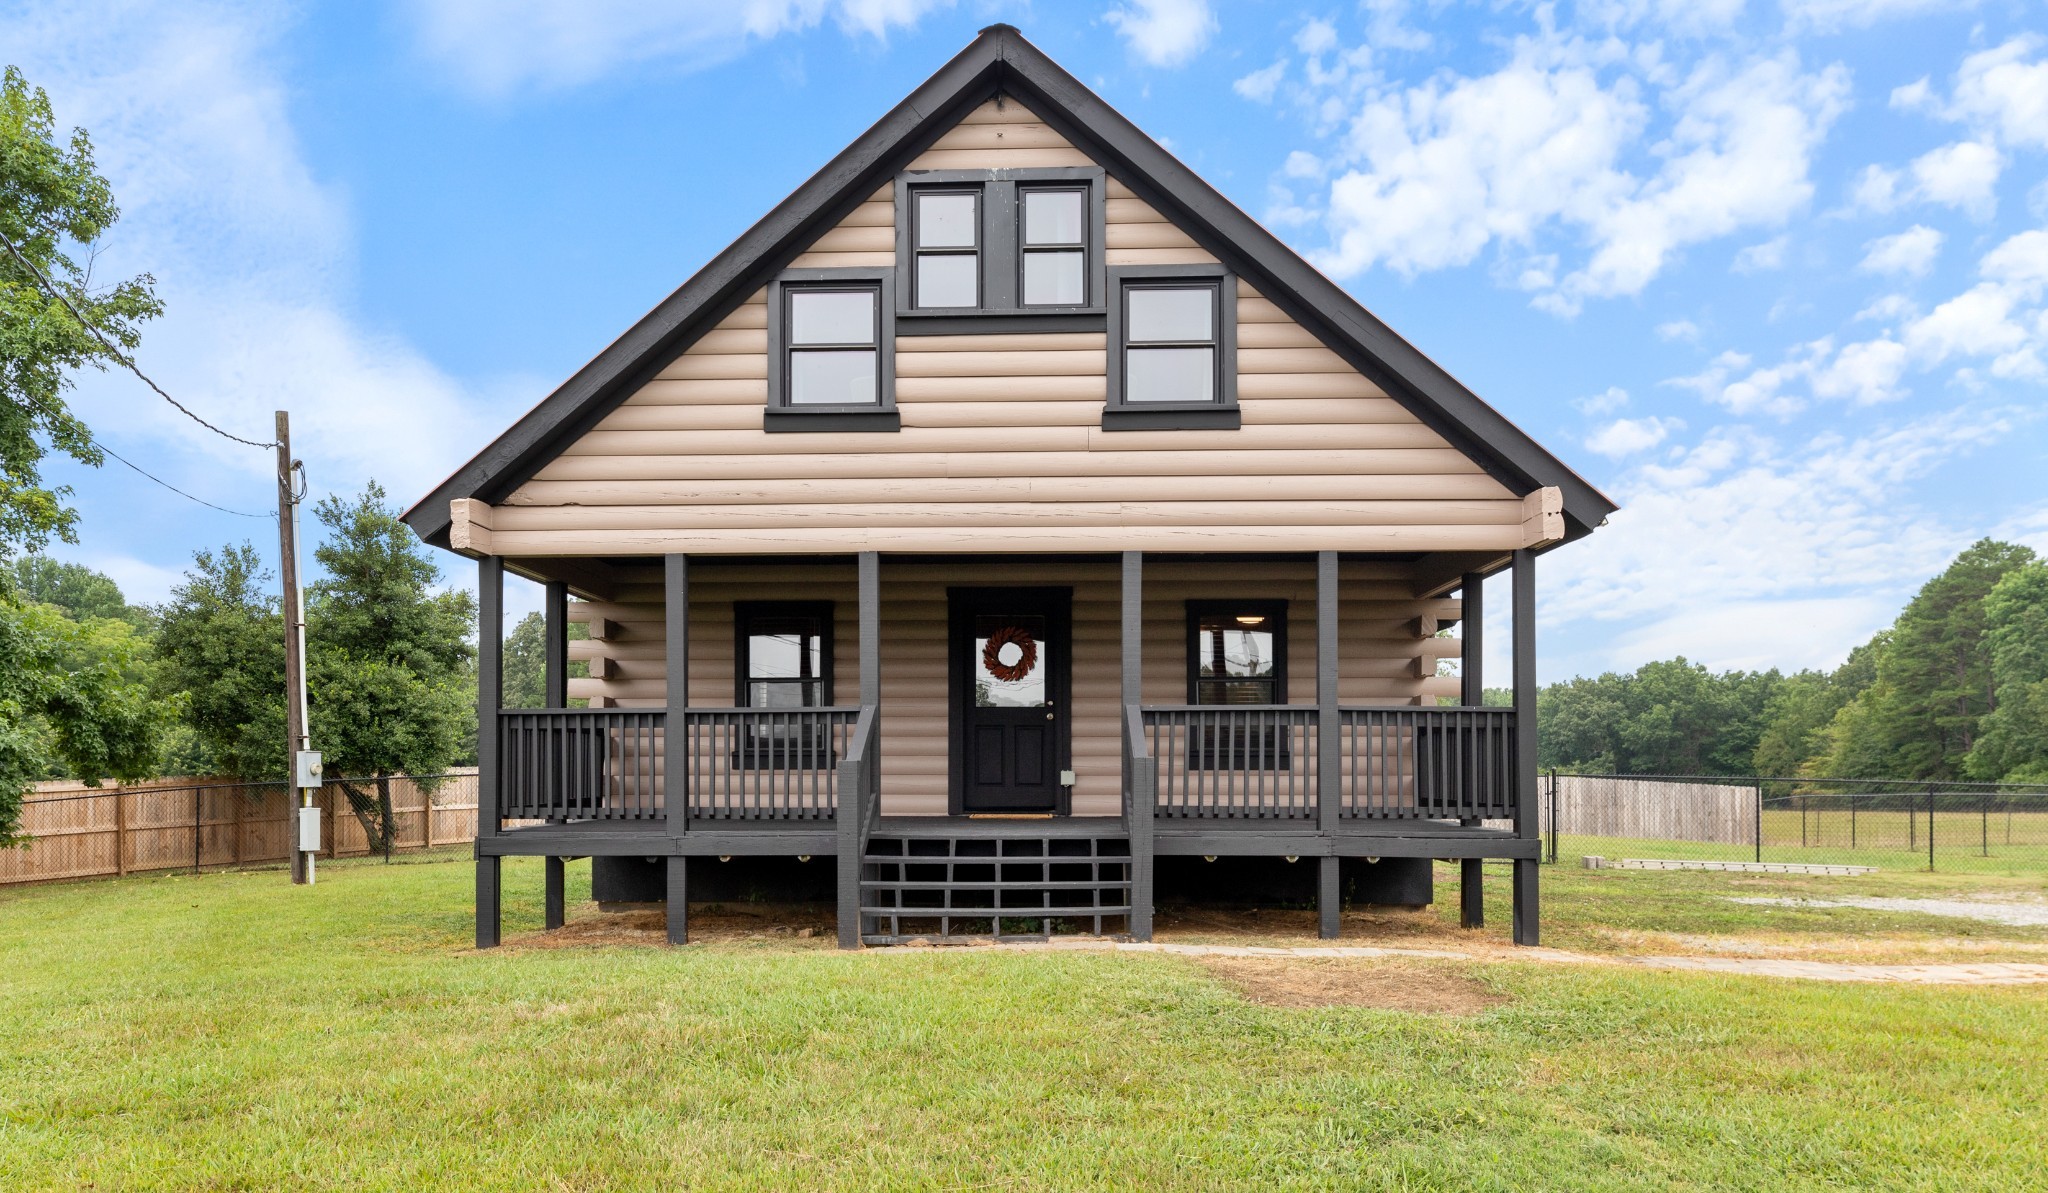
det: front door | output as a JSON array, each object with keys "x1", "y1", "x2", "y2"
[{"x1": 950, "y1": 588, "x2": 1070, "y2": 814}]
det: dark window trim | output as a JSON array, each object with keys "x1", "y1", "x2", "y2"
[
  {"x1": 896, "y1": 312, "x2": 1106, "y2": 336},
  {"x1": 734, "y1": 600, "x2": 838, "y2": 707},
  {"x1": 1104, "y1": 263, "x2": 1239, "y2": 431},
  {"x1": 907, "y1": 186, "x2": 982, "y2": 310},
  {"x1": 1184, "y1": 599, "x2": 1289, "y2": 705},
  {"x1": 765, "y1": 268, "x2": 899, "y2": 432},
  {"x1": 894, "y1": 166, "x2": 1106, "y2": 317}
]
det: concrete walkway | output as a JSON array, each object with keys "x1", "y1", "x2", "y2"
[{"x1": 878, "y1": 937, "x2": 2048, "y2": 985}]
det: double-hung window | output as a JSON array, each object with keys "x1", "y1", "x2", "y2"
[
  {"x1": 1186, "y1": 600, "x2": 1290, "y2": 769},
  {"x1": 896, "y1": 168, "x2": 1105, "y2": 324},
  {"x1": 1104, "y1": 264, "x2": 1239, "y2": 430},
  {"x1": 765, "y1": 269, "x2": 898, "y2": 432},
  {"x1": 735, "y1": 602, "x2": 836, "y2": 767}
]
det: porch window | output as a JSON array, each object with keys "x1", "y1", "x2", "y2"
[
  {"x1": 895, "y1": 168, "x2": 1105, "y2": 322},
  {"x1": 1103, "y1": 264, "x2": 1239, "y2": 430},
  {"x1": 765, "y1": 269, "x2": 899, "y2": 432},
  {"x1": 735, "y1": 602, "x2": 835, "y2": 767},
  {"x1": 1186, "y1": 600, "x2": 1289, "y2": 769}
]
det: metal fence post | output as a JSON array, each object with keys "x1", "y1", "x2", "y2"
[
  {"x1": 1754, "y1": 783, "x2": 1763, "y2": 864},
  {"x1": 1547, "y1": 770, "x2": 1559, "y2": 864},
  {"x1": 1982, "y1": 792, "x2": 1989, "y2": 858},
  {"x1": 1927, "y1": 786, "x2": 1936, "y2": 871}
]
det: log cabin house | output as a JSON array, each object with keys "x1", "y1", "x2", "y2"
[{"x1": 403, "y1": 26, "x2": 1615, "y2": 949}]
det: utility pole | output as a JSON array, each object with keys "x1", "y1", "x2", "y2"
[{"x1": 277, "y1": 411, "x2": 318, "y2": 884}]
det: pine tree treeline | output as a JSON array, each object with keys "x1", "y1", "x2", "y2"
[{"x1": 1533, "y1": 539, "x2": 2048, "y2": 782}]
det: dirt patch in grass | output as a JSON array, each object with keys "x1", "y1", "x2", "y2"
[
  {"x1": 1199, "y1": 957, "x2": 1510, "y2": 1013},
  {"x1": 1156, "y1": 904, "x2": 1469, "y2": 946},
  {"x1": 502, "y1": 902, "x2": 837, "y2": 950}
]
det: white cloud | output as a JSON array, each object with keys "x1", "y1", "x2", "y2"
[
  {"x1": 1234, "y1": 59, "x2": 1286, "y2": 102},
  {"x1": 1981, "y1": 229, "x2": 2048, "y2": 296},
  {"x1": 1733, "y1": 236, "x2": 1789, "y2": 273},
  {"x1": 1928, "y1": 36, "x2": 2048, "y2": 151},
  {"x1": 1909, "y1": 141, "x2": 2003, "y2": 219},
  {"x1": 1782, "y1": 0, "x2": 1968, "y2": 33},
  {"x1": 1656, "y1": 319, "x2": 1702, "y2": 342},
  {"x1": 1666, "y1": 349, "x2": 1810, "y2": 418},
  {"x1": 1809, "y1": 337, "x2": 1909, "y2": 403},
  {"x1": 1585, "y1": 416, "x2": 1681, "y2": 457},
  {"x1": 1548, "y1": 410, "x2": 2007, "y2": 672},
  {"x1": 1858, "y1": 225, "x2": 1943, "y2": 277},
  {"x1": 1304, "y1": 43, "x2": 1848, "y2": 316},
  {"x1": 1574, "y1": 385, "x2": 1632, "y2": 414},
  {"x1": 410, "y1": 0, "x2": 953, "y2": 95},
  {"x1": 1104, "y1": 0, "x2": 1216, "y2": 68}
]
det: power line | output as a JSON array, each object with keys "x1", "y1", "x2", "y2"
[
  {"x1": 89, "y1": 436, "x2": 271, "y2": 519},
  {"x1": 0, "y1": 232, "x2": 277, "y2": 449}
]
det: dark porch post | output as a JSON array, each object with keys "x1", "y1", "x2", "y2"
[
  {"x1": 838, "y1": 551, "x2": 879, "y2": 950},
  {"x1": 543, "y1": 580, "x2": 568, "y2": 707},
  {"x1": 1459, "y1": 570, "x2": 1485, "y2": 930},
  {"x1": 1316, "y1": 551, "x2": 1340, "y2": 939},
  {"x1": 1511, "y1": 549, "x2": 1539, "y2": 946},
  {"x1": 475, "y1": 555, "x2": 503, "y2": 949},
  {"x1": 1122, "y1": 550, "x2": 1153, "y2": 941},
  {"x1": 665, "y1": 553, "x2": 689, "y2": 945},
  {"x1": 541, "y1": 579, "x2": 568, "y2": 928}
]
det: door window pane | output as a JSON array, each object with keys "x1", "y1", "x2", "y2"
[
  {"x1": 790, "y1": 289, "x2": 874, "y2": 345},
  {"x1": 789, "y1": 350, "x2": 878, "y2": 405},
  {"x1": 917, "y1": 192, "x2": 978, "y2": 248},
  {"x1": 1023, "y1": 250, "x2": 1085, "y2": 305},
  {"x1": 1023, "y1": 189, "x2": 1084, "y2": 245},
  {"x1": 1126, "y1": 347, "x2": 1215, "y2": 403},
  {"x1": 916, "y1": 253, "x2": 978, "y2": 308},
  {"x1": 973, "y1": 615, "x2": 1047, "y2": 708},
  {"x1": 1128, "y1": 286, "x2": 1213, "y2": 341}
]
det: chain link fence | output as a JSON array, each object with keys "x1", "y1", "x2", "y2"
[
  {"x1": 1, "y1": 771, "x2": 480, "y2": 886},
  {"x1": 1539, "y1": 773, "x2": 2048, "y2": 873}
]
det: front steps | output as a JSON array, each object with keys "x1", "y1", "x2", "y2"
[{"x1": 860, "y1": 822, "x2": 1133, "y2": 944}]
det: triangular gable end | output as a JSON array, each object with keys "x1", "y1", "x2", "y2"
[{"x1": 402, "y1": 25, "x2": 1615, "y2": 550}]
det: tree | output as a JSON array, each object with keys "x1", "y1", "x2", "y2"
[
  {"x1": 306, "y1": 482, "x2": 474, "y2": 854},
  {"x1": 502, "y1": 609, "x2": 587, "y2": 709},
  {"x1": 0, "y1": 596, "x2": 161, "y2": 845},
  {"x1": 0, "y1": 67, "x2": 161, "y2": 572},
  {"x1": 1968, "y1": 562, "x2": 2048, "y2": 782},
  {"x1": 1536, "y1": 659, "x2": 1780, "y2": 775},
  {"x1": 12, "y1": 555, "x2": 149, "y2": 628},
  {"x1": 152, "y1": 544, "x2": 286, "y2": 780}
]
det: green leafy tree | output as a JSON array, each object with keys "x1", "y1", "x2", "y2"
[
  {"x1": 502, "y1": 609, "x2": 587, "y2": 709},
  {"x1": 1750, "y1": 637, "x2": 1882, "y2": 776},
  {"x1": 152, "y1": 544, "x2": 286, "y2": 780},
  {"x1": 0, "y1": 66, "x2": 161, "y2": 570},
  {"x1": 0, "y1": 597, "x2": 162, "y2": 845},
  {"x1": 1537, "y1": 659, "x2": 1780, "y2": 775},
  {"x1": 306, "y1": 482, "x2": 474, "y2": 854},
  {"x1": 1968, "y1": 562, "x2": 2048, "y2": 782},
  {"x1": 12, "y1": 555, "x2": 150, "y2": 628}
]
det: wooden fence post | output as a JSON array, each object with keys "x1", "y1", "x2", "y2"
[{"x1": 114, "y1": 789, "x2": 128, "y2": 877}]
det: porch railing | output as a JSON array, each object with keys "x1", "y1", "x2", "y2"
[
  {"x1": 1138, "y1": 705, "x2": 1519, "y2": 822},
  {"x1": 499, "y1": 709, "x2": 665, "y2": 821},
  {"x1": 496, "y1": 706, "x2": 860, "y2": 822},
  {"x1": 681, "y1": 707, "x2": 859, "y2": 821},
  {"x1": 1339, "y1": 707, "x2": 1516, "y2": 820},
  {"x1": 1143, "y1": 705, "x2": 1320, "y2": 820},
  {"x1": 836, "y1": 705, "x2": 881, "y2": 948}
]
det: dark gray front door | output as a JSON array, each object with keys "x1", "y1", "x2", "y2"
[{"x1": 951, "y1": 589, "x2": 1069, "y2": 814}]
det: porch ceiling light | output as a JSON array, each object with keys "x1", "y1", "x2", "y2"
[{"x1": 1234, "y1": 615, "x2": 1266, "y2": 626}]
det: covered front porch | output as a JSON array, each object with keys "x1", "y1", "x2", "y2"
[{"x1": 470, "y1": 550, "x2": 1542, "y2": 948}]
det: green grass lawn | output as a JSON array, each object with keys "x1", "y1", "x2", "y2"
[{"x1": 3, "y1": 858, "x2": 2045, "y2": 1191}]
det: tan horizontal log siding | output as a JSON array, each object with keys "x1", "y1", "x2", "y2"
[
  {"x1": 565, "y1": 559, "x2": 1459, "y2": 817},
  {"x1": 504, "y1": 96, "x2": 1519, "y2": 554}
]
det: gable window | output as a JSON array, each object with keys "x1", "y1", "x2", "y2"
[
  {"x1": 1104, "y1": 264, "x2": 1239, "y2": 430},
  {"x1": 765, "y1": 269, "x2": 899, "y2": 432},
  {"x1": 1185, "y1": 600, "x2": 1290, "y2": 770},
  {"x1": 735, "y1": 602, "x2": 836, "y2": 767},
  {"x1": 912, "y1": 190, "x2": 980, "y2": 308},
  {"x1": 895, "y1": 167, "x2": 1105, "y2": 327}
]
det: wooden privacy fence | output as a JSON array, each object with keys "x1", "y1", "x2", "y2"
[
  {"x1": 1, "y1": 771, "x2": 480, "y2": 886},
  {"x1": 1545, "y1": 775, "x2": 1754, "y2": 846}
]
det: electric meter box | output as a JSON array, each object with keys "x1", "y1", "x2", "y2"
[
  {"x1": 294, "y1": 750, "x2": 323, "y2": 789},
  {"x1": 297, "y1": 805, "x2": 322, "y2": 853}
]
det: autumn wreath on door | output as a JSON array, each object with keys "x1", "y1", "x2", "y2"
[{"x1": 981, "y1": 625, "x2": 1039, "y2": 683}]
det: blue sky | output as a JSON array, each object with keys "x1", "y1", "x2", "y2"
[{"x1": 6, "y1": 0, "x2": 2047, "y2": 685}]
